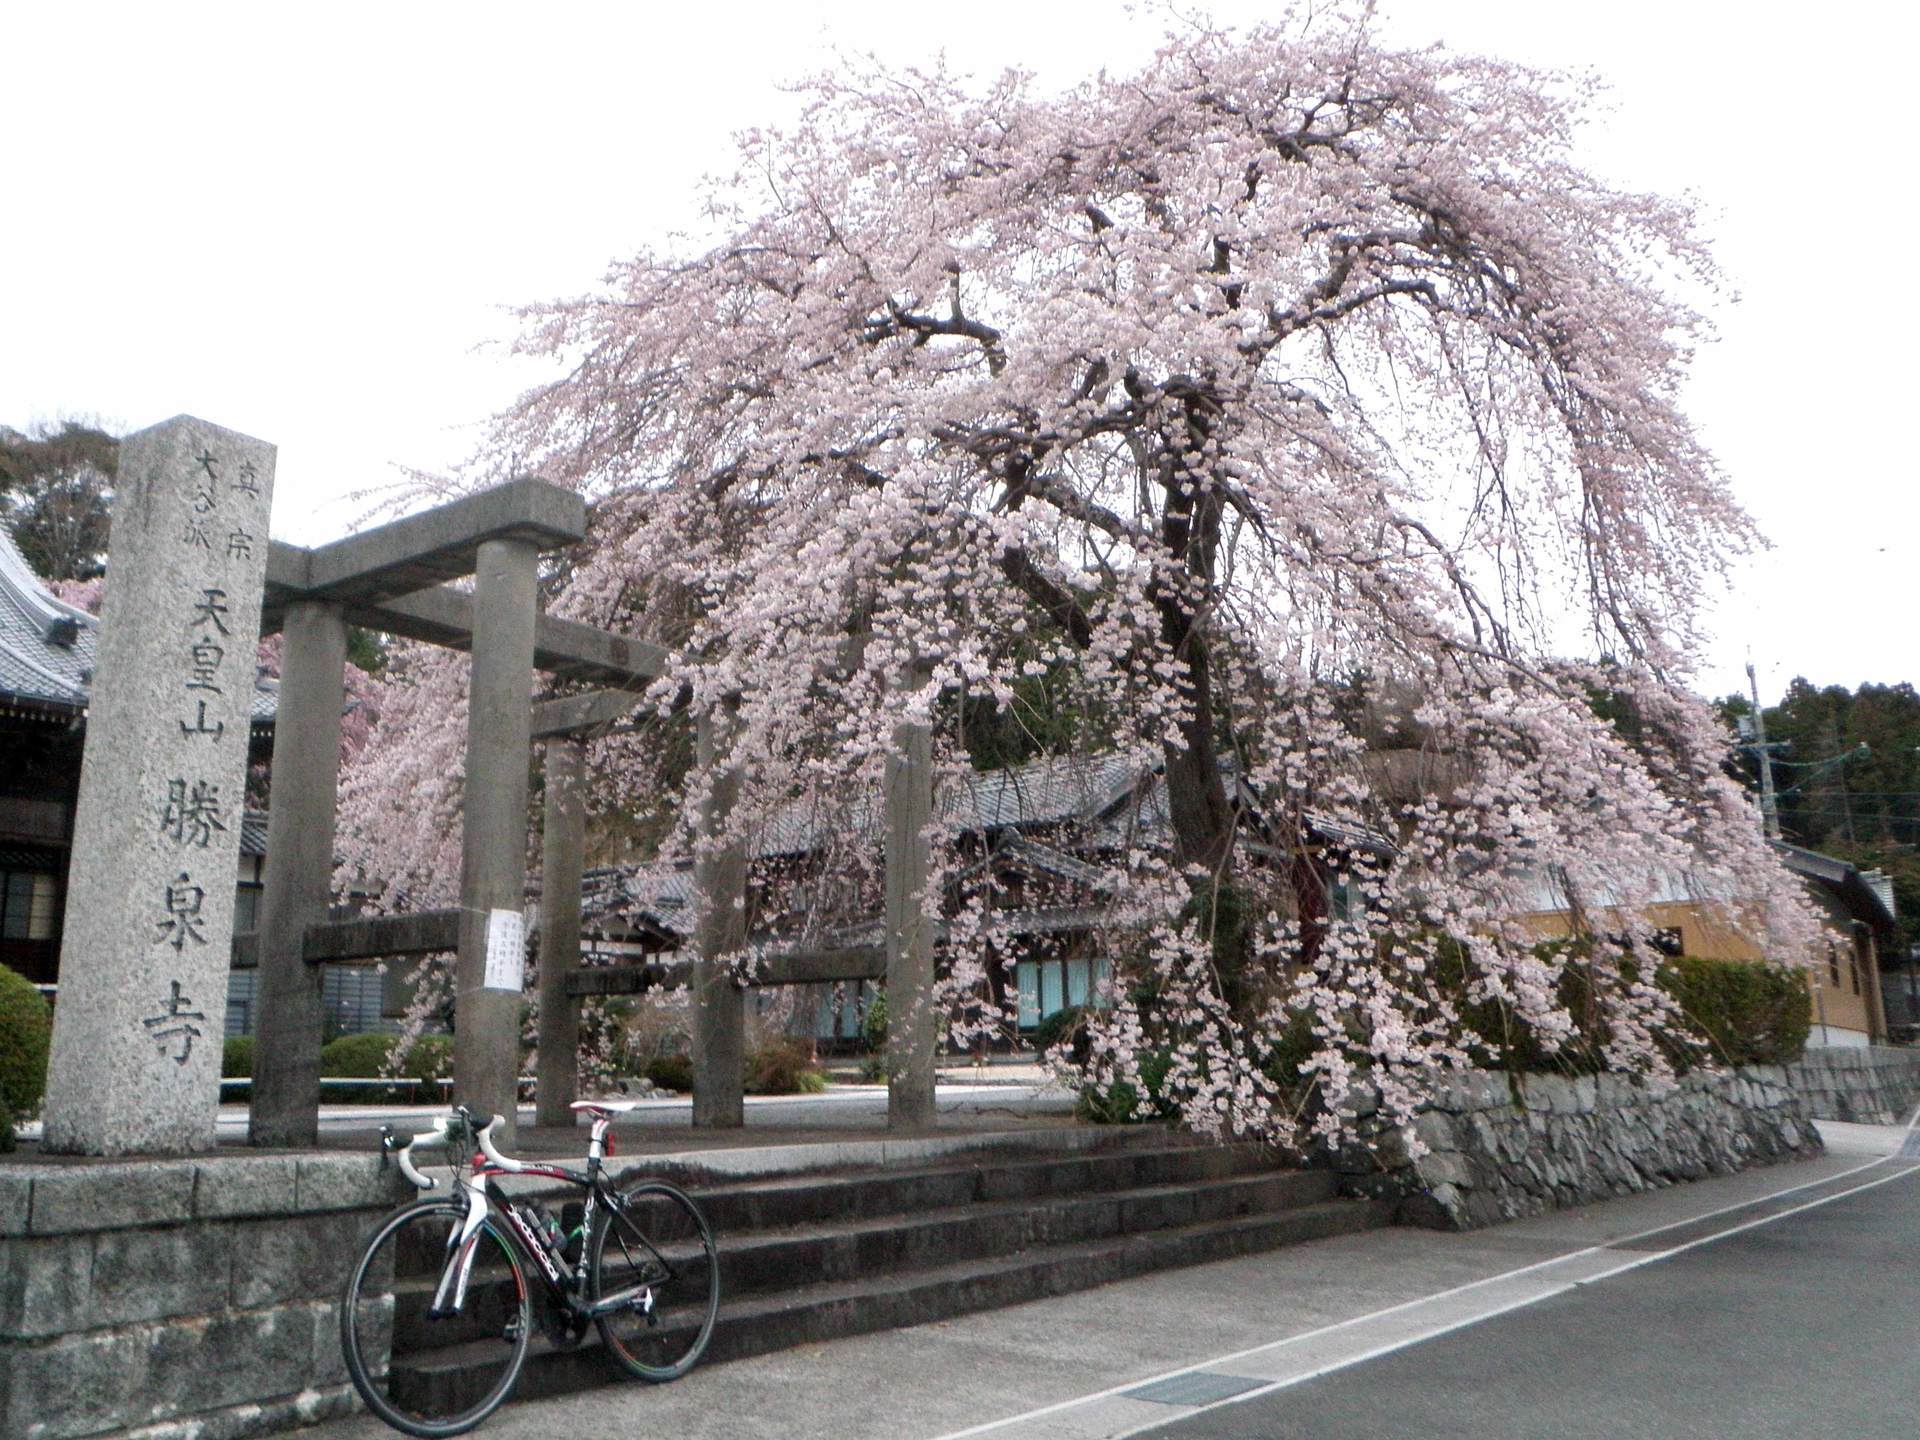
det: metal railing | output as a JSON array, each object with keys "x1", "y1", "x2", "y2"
[{"x1": 217, "y1": 1076, "x2": 538, "y2": 1103}]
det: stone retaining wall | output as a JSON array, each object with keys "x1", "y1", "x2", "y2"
[
  {"x1": 1336, "y1": 1067, "x2": 1824, "y2": 1230},
  {"x1": 1783, "y1": 1046, "x2": 1920, "y2": 1125},
  {"x1": 0, "y1": 1151, "x2": 405, "y2": 1440}
]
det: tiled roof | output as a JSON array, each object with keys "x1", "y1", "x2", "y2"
[
  {"x1": 0, "y1": 522, "x2": 277, "y2": 724},
  {"x1": 587, "y1": 860, "x2": 694, "y2": 937},
  {"x1": 998, "y1": 835, "x2": 1123, "y2": 894},
  {"x1": 957, "y1": 751, "x2": 1143, "y2": 832},
  {"x1": 750, "y1": 750, "x2": 1149, "y2": 858},
  {"x1": 0, "y1": 524, "x2": 95, "y2": 710},
  {"x1": 593, "y1": 750, "x2": 1390, "y2": 943},
  {"x1": 1773, "y1": 841, "x2": 1898, "y2": 932}
]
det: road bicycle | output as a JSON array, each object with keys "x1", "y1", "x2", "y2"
[{"x1": 340, "y1": 1103, "x2": 720, "y2": 1437}]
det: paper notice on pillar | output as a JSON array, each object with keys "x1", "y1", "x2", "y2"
[{"x1": 483, "y1": 909, "x2": 526, "y2": 991}]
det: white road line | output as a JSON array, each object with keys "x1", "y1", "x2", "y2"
[
  {"x1": 1111, "y1": 1158, "x2": 1920, "y2": 1439},
  {"x1": 933, "y1": 1104, "x2": 1920, "y2": 1440}
]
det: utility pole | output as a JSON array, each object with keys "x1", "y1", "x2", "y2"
[{"x1": 1746, "y1": 662, "x2": 1782, "y2": 841}]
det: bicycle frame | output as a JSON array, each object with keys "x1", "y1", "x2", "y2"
[
  {"x1": 349, "y1": 1104, "x2": 717, "y2": 1435},
  {"x1": 393, "y1": 1110, "x2": 668, "y2": 1323}
]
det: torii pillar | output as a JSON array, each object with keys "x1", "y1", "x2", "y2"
[
  {"x1": 249, "y1": 599, "x2": 347, "y2": 1146},
  {"x1": 452, "y1": 537, "x2": 541, "y2": 1141},
  {"x1": 884, "y1": 664, "x2": 938, "y2": 1129},
  {"x1": 691, "y1": 705, "x2": 747, "y2": 1128},
  {"x1": 249, "y1": 478, "x2": 591, "y2": 1144},
  {"x1": 534, "y1": 736, "x2": 586, "y2": 1126}
]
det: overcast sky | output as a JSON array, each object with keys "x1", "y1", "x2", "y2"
[{"x1": 3, "y1": 1, "x2": 1912, "y2": 705}]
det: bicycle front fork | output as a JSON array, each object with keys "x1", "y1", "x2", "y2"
[{"x1": 427, "y1": 1177, "x2": 493, "y2": 1318}]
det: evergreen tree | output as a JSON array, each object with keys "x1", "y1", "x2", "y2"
[{"x1": 0, "y1": 420, "x2": 118, "y2": 581}]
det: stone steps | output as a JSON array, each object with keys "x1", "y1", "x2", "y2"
[
  {"x1": 381, "y1": 1137, "x2": 1392, "y2": 1414},
  {"x1": 389, "y1": 1166, "x2": 1337, "y2": 1347}
]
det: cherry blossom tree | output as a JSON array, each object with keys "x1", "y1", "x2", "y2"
[{"x1": 342, "y1": 6, "x2": 1817, "y2": 1146}]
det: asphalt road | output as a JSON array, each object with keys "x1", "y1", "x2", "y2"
[{"x1": 1136, "y1": 1160, "x2": 1920, "y2": 1440}]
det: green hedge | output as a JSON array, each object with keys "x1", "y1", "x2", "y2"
[
  {"x1": 636, "y1": 1043, "x2": 826, "y2": 1096},
  {"x1": 1436, "y1": 938, "x2": 1609, "y2": 1076},
  {"x1": 1660, "y1": 955, "x2": 1811, "y2": 1067},
  {"x1": 1408, "y1": 937, "x2": 1814, "y2": 1076},
  {"x1": 401, "y1": 1035, "x2": 454, "y2": 1082},
  {"x1": 1076, "y1": 939, "x2": 1812, "y2": 1122},
  {"x1": 222, "y1": 1035, "x2": 254, "y2": 1078},
  {"x1": 0, "y1": 964, "x2": 52, "y2": 1122},
  {"x1": 320, "y1": 1032, "x2": 401, "y2": 1076},
  {"x1": 317, "y1": 1032, "x2": 458, "y2": 1101}
]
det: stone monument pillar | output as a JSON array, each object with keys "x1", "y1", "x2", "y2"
[{"x1": 42, "y1": 416, "x2": 276, "y2": 1156}]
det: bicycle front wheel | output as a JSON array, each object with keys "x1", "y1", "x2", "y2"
[
  {"x1": 588, "y1": 1180, "x2": 719, "y2": 1381},
  {"x1": 341, "y1": 1198, "x2": 532, "y2": 1437}
]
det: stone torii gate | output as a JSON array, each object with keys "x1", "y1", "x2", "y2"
[{"x1": 248, "y1": 476, "x2": 939, "y2": 1145}]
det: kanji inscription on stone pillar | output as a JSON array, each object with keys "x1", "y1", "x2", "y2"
[{"x1": 41, "y1": 415, "x2": 276, "y2": 1156}]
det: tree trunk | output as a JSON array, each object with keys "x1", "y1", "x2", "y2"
[
  {"x1": 1159, "y1": 620, "x2": 1235, "y2": 876},
  {"x1": 1152, "y1": 452, "x2": 1247, "y2": 1005},
  {"x1": 1155, "y1": 435, "x2": 1237, "y2": 881}
]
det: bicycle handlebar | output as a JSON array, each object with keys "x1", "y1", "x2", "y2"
[
  {"x1": 385, "y1": 1110, "x2": 516, "y2": 1189},
  {"x1": 475, "y1": 1115, "x2": 521, "y2": 1173},
  {"x1": 389, "y1": 1120, "x2": 451, "y2": 1190}
]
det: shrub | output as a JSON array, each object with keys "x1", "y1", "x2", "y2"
[
  {"x1": 1307, "y1": 935, "x2": 1811, "y2": 1093},
  {"x1": 861, "y1": 989, "x2": 888, "y2": 1050},
  {"x1": 222, "y1": 1036, "x2": 254, "y2": 1078},
  {"x1": 1032, "y1": 1005, "x2": 1091, "y2": 1066},
  {"x1": 0, "y1": 1089, "x2": 12, "y2": 1153},
  {"x1": 398, "y1": 1034, "x2": 453, "y2": 1083},
  {"x1": 319, "y1": 1032, "x2": 411, "y2": 1103},
  {"x1": 1258, "y1": 1007, "x2": 1319, "y2": 1092},
  {"x1": 0, "y1": 964, "x2": 52, "y2": 1119},
  {"x1": 609, "y1": 993, "x2": 692, "y2": 1077},
  {"x1": 1411, "y1": 936, "x2": 1610, "y2": 1078},
  {"x1": 1661, "y1": 955, "x2": 1811, "y2": 1067},
  {"x1": 857, "y1": 990, "x2": 890, "y2": 1081},
  {"x1": 645, "y1": 1053, "x2": 693, "y2": 1094},
  {"x1": 320, "y1": 1032, "x2": 401, "y2": 1076},
  {"x1": 746, "y1": 1037, "x2": 827, "y2": 1095},
  {"x1": 1079, "y1": 1049, "x2": 1175, "y2": 1125}
]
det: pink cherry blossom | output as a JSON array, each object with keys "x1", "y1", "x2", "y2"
[{"x1": 338, "y1": 5, "x2": 1820, "y2": 1150}]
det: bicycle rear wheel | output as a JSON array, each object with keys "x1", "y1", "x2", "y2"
[
  {"x1": 588, "y1": 1180, "x2": 719, "y2": 1381},
  {"x1": 341, "y1": 1198, "x2": 532, "y2": 1437}
]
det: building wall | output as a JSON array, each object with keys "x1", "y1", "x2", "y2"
[
  {"x1": 1517, "y1": 885, "x2": 1885, "y2": 1045},
  {"x1": 1800, "y1": 887, "x2": 1885, "y2": 1043}
]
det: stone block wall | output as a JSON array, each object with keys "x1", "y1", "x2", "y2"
[
  {"x1": 0, "y1": 1151, "x2": 406, "y2": 1440},
  {"x1": 1782, "y1": 1046, "x2": 1920, "y2": 1125},
  {"x1": 1335, "y1": 1067, "x2": 1824, "y2": 1231}
]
